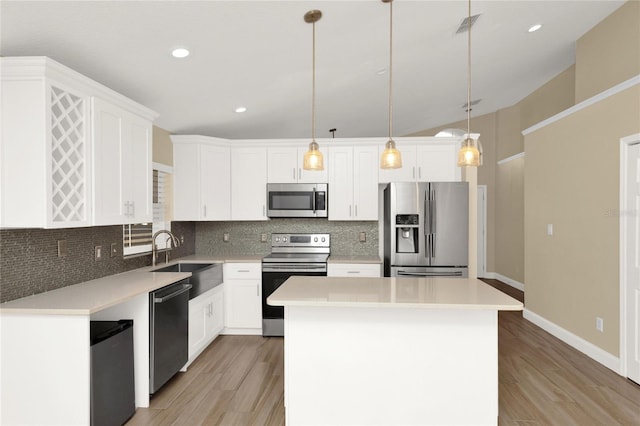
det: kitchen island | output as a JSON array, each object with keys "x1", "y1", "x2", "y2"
[{"x1": 267, "y1": 276, "x2": 523, "y2": 426}]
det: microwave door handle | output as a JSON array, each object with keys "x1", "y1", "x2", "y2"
[{"x1": 312, "y1": 188, "x2": 316, "y2": 213}]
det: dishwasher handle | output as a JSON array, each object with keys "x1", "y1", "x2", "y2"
[{"x1": 154, "y1": 283, "x2": 192, "y2": 303}]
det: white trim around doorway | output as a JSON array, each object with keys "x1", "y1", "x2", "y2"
[{"x1": 619, "y1": 132, "x2": 640, "y2": 379}]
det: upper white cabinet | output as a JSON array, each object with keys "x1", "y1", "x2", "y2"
[
  {"x1": 1, "y1": 61, "x2": 92, "y2": 228},
  {"x1": 379, "y1": 141, "x2": 460, "y2": 183},
  {"x1": 172, "y1": 137, "x2": 231, "y2": 221},
  {"x1": 328, "y1": 145, "x2": 378, "y2": 221},
  {"x1": 267, "y1": 146, "x2": 328, "y2": 183},
  {"x1": 93, "y1": 98, "x2": 153, "y2": 225},
  {"x1": 231, "y1": 147, "x2": 268, "y2": 220},
  {"x1": 0, "y1": 57, "x2": 157, "y2": 228}
]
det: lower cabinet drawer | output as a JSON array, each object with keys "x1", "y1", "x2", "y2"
[{"x1": 327, "y1": 263, "x2": 381, "y2": 277}]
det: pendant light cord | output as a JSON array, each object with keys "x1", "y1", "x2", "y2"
[
  {"x1": 388, "y1": 0, "x2": 393, "y2": 141},
  {"x1": 466, "y1": 0, "x2": 471, "y2": 138},
  {"x1": 312, "y1": 20, "x2": 316, "y2": 143}
]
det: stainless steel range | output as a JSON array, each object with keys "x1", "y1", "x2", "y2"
[{"x1": 262, "y1": 233, "x2": 330, "y2": 336}]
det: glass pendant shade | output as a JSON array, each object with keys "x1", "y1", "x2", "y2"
[
  {"x1": 457, "y1": 137, "x2": 480, "y2": 167},
  {"x1": 380, "y1": 139, "x2": 402, "y2": 169},
  {"x1": 303, "y1": 141, "x2": 324, "y2": 170}
]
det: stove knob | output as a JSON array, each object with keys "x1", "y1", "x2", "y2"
[
  {"x1": 314, "y1": 237, "x2": 318, "y2": 242},
  {"x1": 275, "y1": 237, "x2": 280, "y2": 242},
  {"x1": 283, "y1": 237, "x2": 287, "y2": 242},
  {"x1": 321, "y1": 237, "x2": 326, "y2": 242}
]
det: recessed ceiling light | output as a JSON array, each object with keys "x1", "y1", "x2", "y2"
[
  {"x1": 171, "y1": 48, "x2": 190, "y2": 58},
  {"x1": 528, "y1": 24, "x2": 542, "y2": 33},
  {"x1": 235, "y1": 106, "x2": 247, "y2": 113}
]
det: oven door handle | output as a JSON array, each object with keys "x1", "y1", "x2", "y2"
[{"x1": 263, "y1": 265, "x2": 327, "y2": 272}]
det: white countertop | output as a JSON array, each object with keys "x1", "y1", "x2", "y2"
[
  {"x1": 267, "y1": 276, "x2": 523, "y2": 311},
  {"x1": 0, "y1": 254, "x2": 263, "y2": 316},
  {"x1": 327, "y1": 255, "x2": 382, "y2": 264}
]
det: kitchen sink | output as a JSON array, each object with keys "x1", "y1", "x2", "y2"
[{"x1": 151, "y1": 263, "x2": 222, "y2": 299}]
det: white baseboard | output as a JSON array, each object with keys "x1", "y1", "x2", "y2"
[
  {"x1": 523, "y1": 309, "x2": 621, "y2": 375},
  {"x1": 483, "y1": 272, "x2": 525, "y2": 292}
]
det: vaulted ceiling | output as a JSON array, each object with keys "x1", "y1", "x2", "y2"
[{"x1": 0, "y1": 1, "x2": 625, "y2": 139}]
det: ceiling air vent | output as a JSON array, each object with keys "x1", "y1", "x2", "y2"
[
  {"x1": 462, "y1": 99, "x2": 482, "y2": 112},
  {"x1": 456, "y1": 13, "x2": 481, "y2": 34}
]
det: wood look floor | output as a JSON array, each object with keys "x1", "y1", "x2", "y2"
[{"x1": 128, "y1": 280, "x2": 640, "y2": 425}]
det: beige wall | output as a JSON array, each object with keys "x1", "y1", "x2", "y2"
[
  {"x1": 495, "y1": 157, "x2": 524, "y2": 283},
  {"x1": 153, "y1": 126, "x2": 173, "y2": 166},
  {"x1": 520, "y1": 65, "x2": 576, "y2": 131},
  {"x1": 575, "y1": 1, "x2": 640, "y2": 103},
  {"x1": 524, "y1": 85, "x2": 640, "y2": 355}
]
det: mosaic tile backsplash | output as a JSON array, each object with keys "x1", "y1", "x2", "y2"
[
  {"x1": 1, "y1": 219, "x2": 377, "y2": 303},
  {"x1": 0, "y1": 222, "x2": 196, "y2": 303},
  {"x1": 196, "y1": 219, "x2": 378, "y2": 257}
]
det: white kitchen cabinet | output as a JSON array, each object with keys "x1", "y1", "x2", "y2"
[
  {"x1": 173, "y1": 140, "x2": 231, "y2": 221},
  {"x1": 231, "y1": 147, "x2": 268, "y2": 220},
  {"x1": 187, "y1": 284, "x2": 224, "y2": 367},
  {"x1": 379, "y1": 141, "x2": 460, "y2": 183},
  {"x1": 1, "y1": 57, "x2": 157, "y2": 228},
  {"x1": 223, "y1": 263, "x2": 262, "y2": 334},
  {"x1": 328, "y1": 145, "x2": 378, "y2": 221},
  {"x1": 92, "y1": 97, "x2": 153, "y2": 225},
  {"x1": 267, "y1": 146, "x2": 328, "y2": 183},
  {"x1": 1, "y1": 61, "x2": 92, "y2": 228},
  {"x1": 327, "y1": 263, "x2": 381, "y2": 277}
]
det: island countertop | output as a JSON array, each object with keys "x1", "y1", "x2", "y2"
[{"x1": 267, "y1": 276, "x2": 523, "y2": 311}]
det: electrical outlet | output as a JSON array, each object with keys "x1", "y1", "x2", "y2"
[
  {"x1": 95, "y1": 245, "x2": 103, "y2": 261},
  {"x1": 261, "y1": 233, "x2": 268, "y2": 242},
  {"x1": 547, "y1": 224, "x2": 553, "y2": 236},
  {"x1": 57, "y1": 240, "x2": 68, "y2": 257},
  {"x1": 596, "y1": 317, "x2": 604, "y2": 332},
  {"x1": 223, "y1": 232, "x2": 230, "y2": 242},
  {"x1": 110, "y1": 243, "x2": 118, "y2": 258},
  {"x1": 359, "y1": 232, "x2": 367, "y2": 242},
  {"x1": 180, "y1": 235, "x2": 185, "y2": 244}
]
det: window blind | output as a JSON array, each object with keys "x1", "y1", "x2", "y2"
[{"x1": 123, "y1": 167, "x2": 171, "y2": 256}]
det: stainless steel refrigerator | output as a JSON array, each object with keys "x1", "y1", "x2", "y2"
[{"x1": 384, "y1": 182, "x2": 469, "y2": 277}]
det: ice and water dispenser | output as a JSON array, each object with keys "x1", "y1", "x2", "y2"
[{"x1": 395, "y1": 214, "x2": 419, "y2": 254}]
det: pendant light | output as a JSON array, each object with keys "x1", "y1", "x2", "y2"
[
  {"x1": 380, "y1": 0, "x2": 402, "y2": 169},
  {"x1": 303, "y1": 10, "x2": 324, "y2": 171},
  {"x1": 457, "y1": 0, "x2": 481, "y2": 167}
]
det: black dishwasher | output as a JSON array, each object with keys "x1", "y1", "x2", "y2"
[
  {"x1": 149, "y1": 279, "x2": 192, "y2": 394},
  {"x1": 90, "y1": 320, "x2": 135, "y2": 426}
]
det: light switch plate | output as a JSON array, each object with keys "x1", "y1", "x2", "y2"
[
  {"x1": 547, "y1": 224, "x2": 553, "y2": 236},
  {"x1": 359, "y1": 232, "x2": 367, "y2": 242},
  {"x1": 110, "y1": 243, "x2": 118, "y2": 258},
  {"x1": 95, "y1": 245, "x2": 102, "y2": 261},
  {"x1": 261, "y1": 233, "x2": 268, "y2": 242},
  {"x1": 223, "y1": 232, "x2": 230, "y2": 242}
]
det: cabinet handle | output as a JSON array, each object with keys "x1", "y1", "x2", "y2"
[
  {"x1": 413, "y1": 167, "x2": 416, "y2": 179},
  {"x1": 238, "y1": 269, "x2": 250, "y2": 273},
  {"x1": 347, "y1": 271, "x2": 360, "y2": 274},
  {"x1": 349, "y1": 205, "x2": 352, "y2": 217},
  {"x1": 131, "y1": 201, "x2": 135, "y2": 217},
  {"x1": 204, "y1": 205, "x2": 207, "y2": 217},
  {"x1": 355, "y1": 205, "x2": 358, "y2": 217},
  {"x1": 298, "y1": 168, "x2": 301, "y2": 180},
  {"x1": 293, "y1": 168, "x2": 296, "y2": 180},
  {"x1": 256, "y1": 285, "x2": 260, "y2": 296},
  {"x1": 418, "y1": 167, "x2": 422, "y2": 179},
  {"x1": 263, "y1": 205, "x2": 266, "y2": 217}
]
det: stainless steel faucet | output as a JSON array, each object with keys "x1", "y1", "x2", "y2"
[{"x1": 152, "y1": 230, "x2": 181, "y2": 266}]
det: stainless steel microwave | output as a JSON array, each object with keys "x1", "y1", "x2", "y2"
[{"x1": 266, "y1": 183, "x2": 328, "y2": 218}]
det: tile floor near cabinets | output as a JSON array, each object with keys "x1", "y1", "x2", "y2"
[{"x1": 128, "y1": 281, "x2": 640, "y2": 426}]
